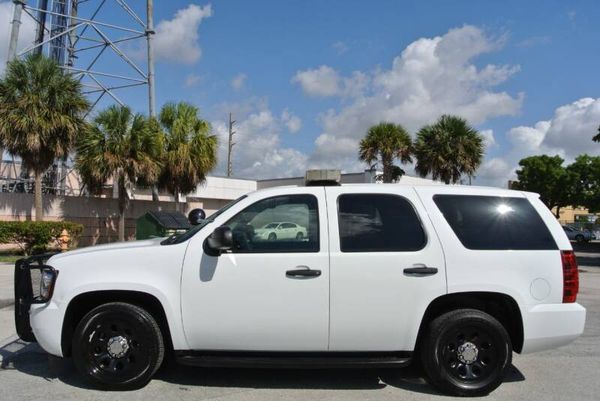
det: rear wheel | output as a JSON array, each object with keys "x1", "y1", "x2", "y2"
[
  {"x1": 296, "y1": 232, "x2": 304, "y2": 240},
  {"x1": 420, "y1": 309, "x2": 511, "y2": 397},
  {"x1": 72, "y1": 302, "x2": 164, "y2": 390}
]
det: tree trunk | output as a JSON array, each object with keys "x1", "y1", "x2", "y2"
[
  {"x1": 34, "y1": 171, "x2": 43, "y2": 221},
  {"x1": 118, "y1": 174, "x2": 127, "y2": 241},
  {"x1": 555, "y1": 206, "x2": 561, "y2": 219},
  {"x1": 382, "y1": 155, "x2": 393, "y2": 183},
  {"x1": 174, "y1": 189, "x2": 180, "y2": 212}
]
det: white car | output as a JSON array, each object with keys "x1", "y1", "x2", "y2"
[
  {"x1": 254, "y1": 222, "x2": 308, "y2": 241},
  {"x1": 15, "y1": 176, "x2": 586, "y2": 396}
]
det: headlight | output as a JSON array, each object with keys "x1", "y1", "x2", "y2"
[{"x1": 39, "y1": 268, "x2": 58, "y2": 302}]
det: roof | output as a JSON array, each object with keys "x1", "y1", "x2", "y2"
[{"x1": 145, "y1": 211, "x2": 191, "y2": 229}]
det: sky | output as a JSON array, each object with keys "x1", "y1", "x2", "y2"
[{"x1": 1, "y1": 0, "x2": 600, "y2": 187}]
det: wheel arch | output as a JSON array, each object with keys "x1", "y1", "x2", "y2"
[
  {"x1": 415, "y1": 291, "x2": 524, "y2": 353},
  {"x1": 61, "y1": 290, "x2": 174, "y2": 357}
]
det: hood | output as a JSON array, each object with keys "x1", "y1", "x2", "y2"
[{"x1": 49, "y1": 237, "x2": 166, "y2": 262}]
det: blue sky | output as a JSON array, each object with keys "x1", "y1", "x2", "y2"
[{"x1": 2, "y1": 0, "x2": 600, "y2": 186}]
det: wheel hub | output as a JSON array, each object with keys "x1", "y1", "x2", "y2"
[
  {"x1": 457, "y1": 341, "x2": 479, "y2": 364},
  {"x1": 106, "y1": 335, "x2": 130, "y2": 358}
]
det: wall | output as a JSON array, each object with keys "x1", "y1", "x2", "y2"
[{"x1": 0, "y1": 193, "x2": 194, "y2": 246}]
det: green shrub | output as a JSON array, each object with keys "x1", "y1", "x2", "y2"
[{"x1": 0, "y1": 221, "x2": 83, "y2": 255}]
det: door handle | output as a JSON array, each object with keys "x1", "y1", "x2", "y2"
[
  {"x1": 286, "y1": 266, "x2": 322, "y2": 278},
  {"x1": 403, "y1": 266, "x2": 438, "y2": 276}
]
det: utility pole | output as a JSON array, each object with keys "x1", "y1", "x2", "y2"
[
  {"x1": 7, "y1": 0, "x2": 25, "y2": 62},
  {"x1": 146, "y1": 0, "x2": 159, "y2": 201},
  {"x1": 227, "y1": 113, "x2": 236, "y2": 177}
]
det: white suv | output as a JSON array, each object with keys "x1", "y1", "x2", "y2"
[{"x1": 15, "y1": 182, "x2": 586, "y2": 396}]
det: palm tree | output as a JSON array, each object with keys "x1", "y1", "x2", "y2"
[
  {"x1": 75, "y1": 105, "x2": 162, "y2": 241},
  {"x1": 0, "y1": 54, "x2": 89, "y2": 220},
  {"x1": 157, "y1": 102, "x2": 217, "y2": 210},
  {"x1": 359, "y1": 122, "x2": 413, "y2": 183},
  {"x1": 414, "y1": 115, "x2": 484, "y2": 184}
]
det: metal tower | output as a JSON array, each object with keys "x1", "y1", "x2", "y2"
[
  {"x1": 7, "y1": 0, "x2": 155, "y2": 116},
  {"x1": 3, "y1": 0, "x2": 156, "y2": 195}
]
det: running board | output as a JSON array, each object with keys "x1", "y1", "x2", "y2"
[{"x1": 175, "y1": 351, "x2": 412, "y2": 369}]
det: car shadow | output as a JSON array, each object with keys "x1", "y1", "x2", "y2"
[{"x1": 0, "y1": 340, "x2": 526, "y2": 395}]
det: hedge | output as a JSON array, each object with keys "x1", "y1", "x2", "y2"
[{"x1": 0, "y1": 221, "x2": 84, "y2": 255}]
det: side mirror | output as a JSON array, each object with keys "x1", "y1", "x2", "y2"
[
  {"x1": 188, "y1": 208, "x2": 206, "y2": 226},
  {"x1": 204, "y1": 226, "x2": 233, "y2": 256}
]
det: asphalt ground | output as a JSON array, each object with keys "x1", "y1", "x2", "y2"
[{"x1": 0, "y1": 253, "x2": 599, "y2": 400}]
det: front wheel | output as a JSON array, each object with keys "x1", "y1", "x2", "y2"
[
  {"x1": 72, "y1": 302, "x2": 164, "y2": 390},
  {"x1": 420, "y1": 309, "x2": 512, "y2": 397}
]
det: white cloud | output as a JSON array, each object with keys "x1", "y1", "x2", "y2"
[
  {"x1": 301, "y1": 25, "x2": 523, "y2": 172},
  {"x1": 184, "y1": 73, "x2": 201, "y2": 87},
  {"x1": 281, "y1": 109, "x2": 302, "y2": 133},
  {"x1": 332, "y1": 41, "x2": 348, "y2": 55},
  {"x1": 474, "y1": 98, "x2": 600, "y2": 187},
  {"x1": 292, "y1": 65, "x2": 341, "y2": 97},
  {"x1": 231, "y1": 73, "x2": 246, "y2": 91},
  {"x1": 480, "y1": 129, "x2": 496, "y2": 150},
  {"x1": 211, "y1": 102, "x2": 307, "y2": 179},
  {"x1": 0, "y1": 1, "x2": 37, "y2": 74},
  {"x1": 152, "y1": 4, "x2": 212, "y2": 64}
]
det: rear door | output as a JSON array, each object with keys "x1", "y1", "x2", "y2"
[{"x1": 325, "y1": 186, "x2": 447, "y2": 351}]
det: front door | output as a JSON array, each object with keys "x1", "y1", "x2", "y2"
[
  {"x1": 325, "y1": 186, "x2": 447, "y2": 351},
  {"x1": 181, "y1": 188, "x2": 330, "y2": 351}
]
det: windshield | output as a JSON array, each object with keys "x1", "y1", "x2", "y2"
[{"x1": 162, "y1": 195, "x2": 247, "y2": 245}]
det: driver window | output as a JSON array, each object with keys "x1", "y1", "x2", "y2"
[{"x1": 224, "y1": 194, "x2": 319, "y2": 253}]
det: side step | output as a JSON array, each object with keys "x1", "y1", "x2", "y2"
[{"x1": 175, "y1": 351, "x2": 412, "y2": 369}]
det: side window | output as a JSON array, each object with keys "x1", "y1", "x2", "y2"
[
  {"x1": 338, "y1": 194, "x2": 426, "y2": 252},
  {"x1": 225, "y1": 194, "x2": 319, "y2": 253},
  {"x1": 433, "y1": 195, "x2": 557, "y2": 250}
]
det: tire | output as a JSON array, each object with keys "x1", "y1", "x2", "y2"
[
  {"x1": 419, "y1": 309, "x2": 512, "y2": 397},
  {"x1": 296, "y1": 232, "x2": 304, "y2": 240},
  {"x1": 268, "y1": 232, "x2": 277, "y2": 241},
  {"x1": 575, "y1": 234, "x2": 584, "y2": 243},
  {"x1": 72, "y1": 302, "x2": 164, "y2": 390}
]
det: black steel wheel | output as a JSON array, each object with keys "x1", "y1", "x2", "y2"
[
  {"x1": 72, "y1": 302, "x2": 164, "y2": 390},
  {"x1": 420, "y1": 309, "x2": 511, "y2": 397}
]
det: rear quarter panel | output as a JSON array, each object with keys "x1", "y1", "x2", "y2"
[{"x1": 415, "y1": 187, "x2": 565, "y2": 309}]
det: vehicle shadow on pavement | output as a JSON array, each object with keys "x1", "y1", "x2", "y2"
[{"x1": 0, "y1": 341, "x2": 525, "y2": 395}]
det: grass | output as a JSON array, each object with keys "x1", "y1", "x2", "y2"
[{"x1": 0, "y1": 254, "x2": 22, "y2": 264}]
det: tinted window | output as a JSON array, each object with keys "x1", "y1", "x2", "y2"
[
  {"x1": 225, "y1": 195, "x2": 319, "y2": 253},
  {"x1": 281, "y1": 223, "x2": 295, "y2": 229},
  {"x1": 434, "y1": 195, "x2": 557, "y2": 250},
  {"x1": 338, "y1": 194, "x2": 426, "y2": 252}
]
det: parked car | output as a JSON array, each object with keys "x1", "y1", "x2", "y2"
[
  {"x1": 562, "y1": 225, "x2": 595, "y2": 243},
  {"x1": 254, "y1": 222, "x2": 308, "y2": 241},
  {"x1": 15, "y1": 177, "x2": 585, "y2": 396}
]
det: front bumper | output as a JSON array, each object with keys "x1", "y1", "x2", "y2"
[
  {"x1": 521, "y1": 302, "x2": 586, "y2": 354},
  {"x1": 29, "y1": 301, "x2": 65, "y2": 357}
]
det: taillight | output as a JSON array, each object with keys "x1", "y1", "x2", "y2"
[{"x1": 561, "y1": 250, "x2": 579, "y2": 303}]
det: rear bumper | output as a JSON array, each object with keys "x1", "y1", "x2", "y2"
[{"x1": 521, "y1": 302, "x2": 586, "y2": 354}]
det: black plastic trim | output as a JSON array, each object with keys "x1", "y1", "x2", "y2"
[{"x1": 174, "y1": 350, "x2": 412, "y2": 369}]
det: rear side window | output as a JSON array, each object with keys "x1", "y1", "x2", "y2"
[
  {"x1": 338, "y1": 194, "x2": 426, "y2": 252},
  {"x1": 433, "y1": 195, "x2": 557, "y2": 250}
]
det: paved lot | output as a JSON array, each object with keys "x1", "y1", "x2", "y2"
[{"x1": 0, "y1": 264, "x2": 599, "y2": 400}]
